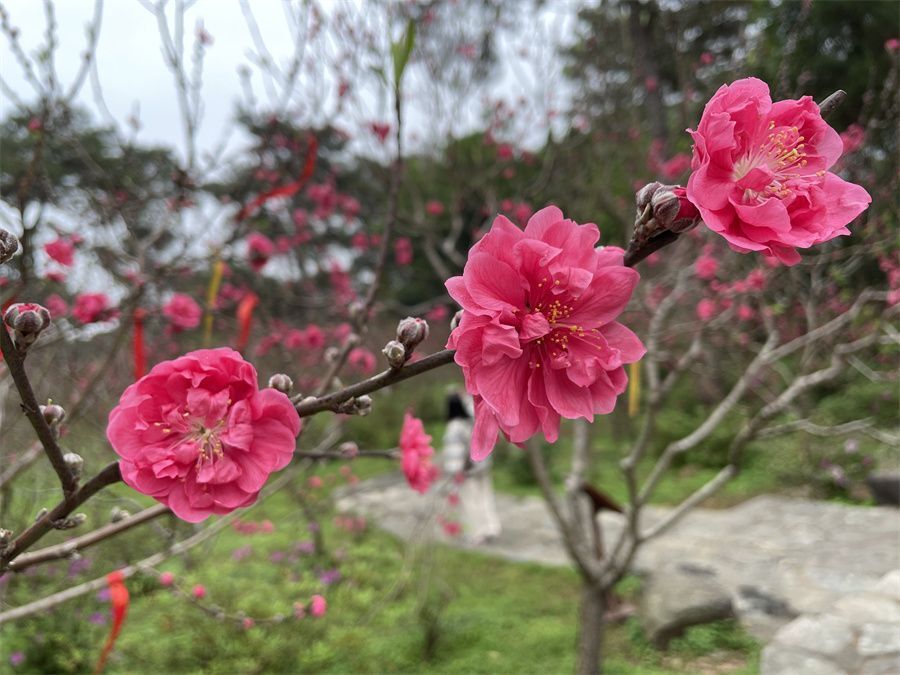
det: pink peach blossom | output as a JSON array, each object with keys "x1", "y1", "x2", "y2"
[
  {"x1": 399, "y1": 412, "x2": 439, "y2": 494},
  {"x1": 310, "y1": 594, "x2": 327, "y2": 617},
  {"x1": 192, "y1": 584, "x2": 206, "y2": 599},
  {"x1": 347, "y1": 347, "x2": 376, "y2": 374},
  {"x1": 426, "y1": 200, "x2": 445, "y2": 216},
  {"x1": 246, "y1": 233, "x2": 275, "y2": 272},
  {"x1": 694, "y1": 253, "x2": 719, "y2": 280},
  {"x1": 839, "y1": 124, "x2": 865, "y2": 154},
  {"x1": 45, "y1": 294, "x2": 68, "y2": 318},
  {"x1": 159, "y1": 571, "x2": 175, "y2": 587},
  {"x1": 106, "y1": 348, "x2": 301, "y2": 522},
  {"x1": 72, "y1": 293, "x2": 114, "y2": 324},
  {"x1": 44, "y1": 238, "x2": 75, "y2": 266},
  {"x1": 162, "y1": 293, "x2": 202, "y2": 331},
  {"x1": 696, "y1": 298, "x2": 716, "y2": 321},
  {"x1": 446, "y1": 206, "x2": 645, "y2": 460},
  {"x1": 687, "y1": 77, "x2": 871, "y2": 265}
]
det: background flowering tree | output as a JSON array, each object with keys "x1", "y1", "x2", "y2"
[{"x1": 0, "y1": 1, "x2": 896, "y2": 673}]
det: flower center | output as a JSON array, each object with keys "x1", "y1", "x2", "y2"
[
  {"x1": 733, "y1": 121, "x2": 811, "y2": 201},
  {"x1": 193, "y1": 420, "x2": 226, "y2": 467}
]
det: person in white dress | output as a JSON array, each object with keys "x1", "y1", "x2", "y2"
[{"x1": 441, "y1": 391, "x2": 501, "y2": 544}]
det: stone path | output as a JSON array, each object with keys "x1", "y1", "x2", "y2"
[{"x1": 336, "y1": 472, "x2": 900, "y2": 646}]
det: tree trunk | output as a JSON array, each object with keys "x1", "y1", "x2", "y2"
[{"x1": 576, "y1": 582, "x2": 606, "y2": 675}]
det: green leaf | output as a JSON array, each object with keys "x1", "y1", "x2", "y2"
[{"x1": 391, "y1": 19, "x2": 416, "y2": 89}]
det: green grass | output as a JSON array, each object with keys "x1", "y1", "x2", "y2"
[{"x1": 0, "y1": 482, "x2": 759, "y2": 674}]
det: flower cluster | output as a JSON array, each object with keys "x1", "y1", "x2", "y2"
[{"x1": 399, "y1": 412, "x2": 439, "y2": 493}]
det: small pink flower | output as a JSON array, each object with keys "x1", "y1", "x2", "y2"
[
  {"x1": 192, "y1": 584, "x2": 206, "y2": 599},
  {"x1": 696, "y1": 298, "x2": 716, "y2": 321},
  {"x1": 347, "y1": 347, "x2": 376, "y2": 374},
  {"x1": 246, "y1": 233, "x2": 275, "y2": 272},
  {"x1": 72, "y1": 293, "x2": 114, "y2": 324},
  {"x1": 162, "y1": 293, "x2": 202, "y2": 331},
  {"x1": 45, "y1": 294, "x2": 68, "y2": 318},
  {"x1": 399, "y1": 412, "x2": 439, "y2": 494},
  {"x1": 426, "y1": 200, "x2": 445, "y2": 216},
  {"x1": 686, "y1": 77, "x2": 871, "y2": 265},
  {"x1": 159, "y1": 571, "x2": 175, "y2": 587},
  {"x1": 106, "y1": 348, "x2": 301, "y2": 522},
  {"x1": 310, "y1": 594, "x2": 327, "y2": 618},
  {"x1": 840, "y1": 124, "x2": 865, "y2": 154},
  {"x1": 694, "y1": 253, "x2": 719, "y2": 280},
  {"x1": 446, "y1": 206, "x2": 644, "y2": 460},
  {"x1": 308, "y1": 475, "x2": 323, "y2": 489},
  {"x1": 660, "y1": 153, "x2": 691, "y2": 180},
  {"x1": 369, "y1": 122, "x2": 390, "y2": 143},
  {"x1": 885, "y1": 38, "x2": 900, "y2": 53},
  {"x1": 745, "y1": 269, "x2": 768, "y2": 291},
  {"x1": 394, "y1": 237, "x2": 413, "y2": 266},
  {"x1": 44, "y1": 238, "x2": 75, "y2": 266},
  {"x1": 737, "y1": 304, "x2": 755, "y2": 321},
  {"x1": 242, "y1": 617, "x2": 254, "y2": 630}
]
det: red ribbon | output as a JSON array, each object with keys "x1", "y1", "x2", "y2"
[
  {"x1": 236, "y1": 292, "x2": 259, "y2": 351},
  {"x1": 94, "y1": 570, "x2": 130, "y2": 674},
  {"x1": 132, "y1": 308, "x2": 146, "y2": 381},
  {"x1": 235, "y1": 134, "x2": 318, "y2": 222}
]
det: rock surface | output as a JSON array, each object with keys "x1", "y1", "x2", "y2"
[
  {"x1": 760, "y1": 572, "x2": 900, "y2": 675},
  {"x1": 337, "y1": 473, "x2": 900, "y2": 646},
  {"x1": 639, "y1": 562, "x2": 735, "y2": 648}
]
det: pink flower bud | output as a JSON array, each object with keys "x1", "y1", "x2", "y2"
[
  {"x1": 0, "y1": 228, "x2": 19, "y2": 263},
  {"x1": 159, "y1": 571, "x2": 175, "y2": 587},
  {"x1": 268, "y1": 373, "x2": 293, "y2": 394},
  {"x1": 339, "y1": 441, "x2": 359, "y2": 458},
  {"x1": 192, "y1": 584, "x2": 207, "y2": 599},
  {"x1": 4, "y1": 303, "x2": 51, "y2": 349},
  {"x1": 396, "y1": 317, "x2": 429, "y2": 352}
]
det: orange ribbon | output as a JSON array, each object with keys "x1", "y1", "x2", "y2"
[
  {"x1": 94, "y1": 570, "x2": 130, "y2": 674},
  {"x1": 236, "y1": 292, "x2": 259, "y2": 351}
]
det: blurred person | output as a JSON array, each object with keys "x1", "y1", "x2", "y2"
[{"x1": 441, "y1": 391, "x2": 501, "y2": 544}]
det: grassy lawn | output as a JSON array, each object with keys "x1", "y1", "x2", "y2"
[{"x1": 0, "y1": 476, "x2": 759, "y2": 674}]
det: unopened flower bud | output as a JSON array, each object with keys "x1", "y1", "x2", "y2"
[
  {"x1": 650, "y1": 188, "x2": 681, "y2": 226},
  {"x1": 396, "y1": 317, "x2": 429, "y2": 352},
  {"x1": 382, "y1": 340, "x2": 406, "y2": 369},
  {"x1": 450, "y1": 310, "x2": 463, "y2": 331},
  {"x1": 4, "y1": 303, "x2": 51, "y2": 350},
  {"x1": 636, "y1": 181, "x2": 663, "y2": 214},
  {"x1": 0, "y1": 528, "x2": 12, "y2": 546},
  {"x1": 339, "y1": 441, "x2": 359, "y2": 458},
  {"x1": 0, "y1": 228, "x2": 19, "y2": 264},
  {"x1": 268, "y1": 373, "x2": 293, "y2": 395},
  {"x1": 110, "y1": 506, "x2": 131, "y2": 522},
  {"x1": 63, "y1": 452, "x2": 84, "y2": 478},
  {"x1": 354, "y1": 395, "x2": 372, "y2": 416},
  {"x1": 348, "y1": 300, "x2": 365, "y2": 320},
  {"x1": 40, "y1": 403, "x2": 67, "y2": 428},
  {"x1": 324, "y1": 346, "x2": 340, "y2": 363}
]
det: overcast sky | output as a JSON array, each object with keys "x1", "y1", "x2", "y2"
[{"x1": 0, "y1": 0, "x2": 583, "y2": 166}]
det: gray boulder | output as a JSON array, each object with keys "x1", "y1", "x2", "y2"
[{"x1": 639, "y1": 562, "x2": 735, "y2": 649}]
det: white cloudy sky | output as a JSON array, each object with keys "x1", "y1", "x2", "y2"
[{"x1": 0, "y1": 0, "x2": 584, "y2": 166}]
